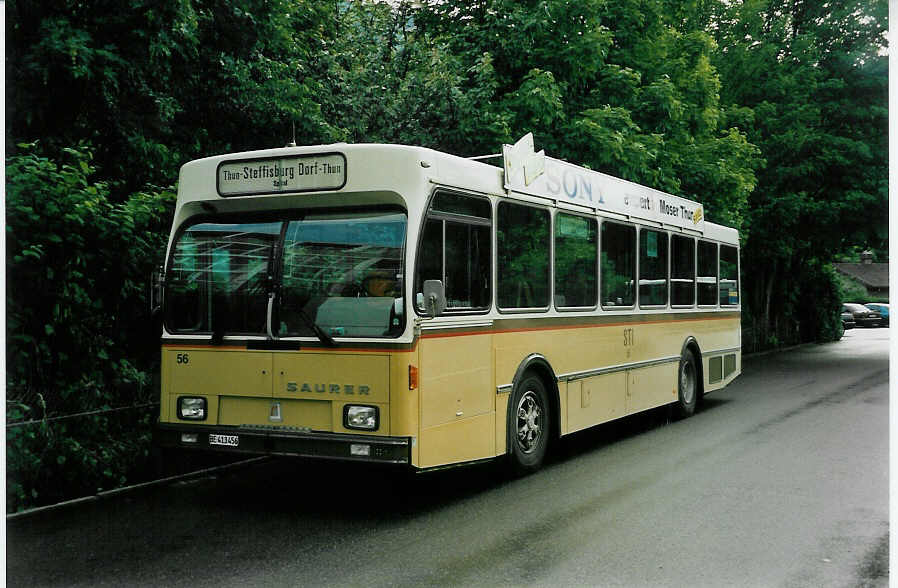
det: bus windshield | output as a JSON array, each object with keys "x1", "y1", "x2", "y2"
[{"x1": 164, "y1": 210, "x2": 407, "y2": 339}]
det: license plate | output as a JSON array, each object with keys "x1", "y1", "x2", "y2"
[{"x1": 209, "y1": 434, "x2": 239, "y2": 447}]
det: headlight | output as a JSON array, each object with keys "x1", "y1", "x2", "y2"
[
  {"x1": 344, "y1": 405, "x2": 378, "y2": 431},
  {"x1": 178, "y1": 396, "x2": 207, "y2": 420}
]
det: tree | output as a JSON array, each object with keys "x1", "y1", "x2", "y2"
[
  {"x1": 322, "y1": 1, "x2": 513, "y2": 155},
  {"x1": 711, "y1": 0, "x2": 888, "y2": 347},
  {"x1": 415, "y1": 0, "x2": 760, "y2": 227},
  {"x1": 6, "y1": 0, "x2": 344, "y2": 195}
]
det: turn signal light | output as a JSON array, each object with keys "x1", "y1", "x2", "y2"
[{"x1": 409, "y1": 365, "x2": 418, "y2": 390}]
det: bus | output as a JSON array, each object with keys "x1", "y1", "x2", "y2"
[{"x1": 153, "y1": 133, "x2": 741, "y2": 473}]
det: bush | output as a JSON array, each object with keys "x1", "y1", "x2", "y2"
[
  {"x1": 835, "y1": 272, "x2": 872, "y2": 304},
  {"x1": 6, "y1": 144, "x2": 175, "y2": 510},
  {"x1": 6, "y1": 409, "x2": 156, "y2": 512},
  {"x1": 798, "y1": 263, "x2": 845, "y2": 343}
]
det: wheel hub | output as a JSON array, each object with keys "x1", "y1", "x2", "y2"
[
  {"x1": 516, "y1": 391, "x2": 543, "y2": 454},
  {"x1": 680, "y1": 361, "x2": 695, "y2": 404}
]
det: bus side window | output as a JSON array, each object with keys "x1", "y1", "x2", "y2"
[
  {"x1": 554, "y1": 212, "x2": 597, "y2": 309},
  {"x1": 671, "y1": 235, "x2": 696, "y2": 307},
  {"x1": 497, "y1": 202, "x2": 550, "y2": 310},
  {"x1": 639, "y1": 228, "x2": 668, "y2": 307},
  {"x1": 417, "y1": 219, "x2": 443, "y2": 300},
  {"x1": 601, "y1": 222, "x2": 636, "y2": 308},
  {"x1": 415, "y1": 192, "x2": 491, "y2": 313},
  {"x1": 697, "y1": 240, "x2": 718, "y2": 306},
  {"x1": 719, "y1": 245, "x2": 739, "y2": 306}
]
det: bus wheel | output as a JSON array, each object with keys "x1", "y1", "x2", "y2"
[
  {"x1": 675, "y1": 349, "x2": 699, "y2": 418},
  {"x1": 509, "y1": 373, "x2": 550, "y2": 473}
]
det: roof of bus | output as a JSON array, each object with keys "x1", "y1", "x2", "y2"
[{"x1": 176, "y1": 142, "x2": 739, "y2": 245}]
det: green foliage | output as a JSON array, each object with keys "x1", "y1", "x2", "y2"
[
  {"x1": 6, "y1": 145, "x2": 174, "y2": 510},
  {"x1": 7, "y1": 0, "x2": 343, "y2": 193},
  {"x1": 6, "y1": 409, "x2": 155, "y2": 513},
  {"x1": 7, "y1": 144, "x2": 175, "y2": 405},
  {"x1": 327, "y1": 2, "x2": 512, "y2": 155},
  {"x1": 712, "y1": 0, "x2": 888, "y2": 347},
  {"x1": 835, "y1": 272, "x2": 876, "y2": 304},
  {"x1": 798, "y1": 264, "x2": 845, "y2": 343},
  {"x1": 416, "y1": 0, "x2": 760, "y2": 226},
  {"x1": 8, "y1": 0, "x2": 762, "y2": 224}
]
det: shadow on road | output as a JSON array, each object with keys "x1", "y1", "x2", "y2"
[{"x1": 192, "y1": 394, "x2": 735, "y2": 521}]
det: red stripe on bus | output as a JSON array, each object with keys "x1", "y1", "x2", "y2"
[{"x1": 420, "y1": 314, "x2": 739, "y2": 339}]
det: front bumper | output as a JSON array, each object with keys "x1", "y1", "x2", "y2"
[{"x1": 154, "y1": 423, "x2": 411, "y2": 465}]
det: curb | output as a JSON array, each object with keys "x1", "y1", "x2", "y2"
[
  {"x1": 6, "y1": 456, "x2": 269, "y2": 521},
  {"x1": 743, "y1": 342, "x2": 813, "y2": 359}
]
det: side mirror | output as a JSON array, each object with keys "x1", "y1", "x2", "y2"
[
  {"x1": 150, "y1": 266, "x2": 165, "y2": 317},
  {"x1": 422, "y1": 280, "x2": 446, "y2": 317}
]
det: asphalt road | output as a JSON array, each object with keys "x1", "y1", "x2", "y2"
[{"x1": 7, "y1": 327, "x2": 889, "y2": 587}]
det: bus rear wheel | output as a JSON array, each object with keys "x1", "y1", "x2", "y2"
[
  {"x1": 508, "y1": 373, "x2": 550, "y2": 474},
  {"x1": 674, "y1": 349, "x2": 699, "y2": 418}
]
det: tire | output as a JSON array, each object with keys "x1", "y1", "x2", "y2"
[
  {"x1": 674, "y1": 349, "x2": 699, "y2": 419},
  {"x1": 508, "y1": 372, "x2": 550, "y2": 474}
]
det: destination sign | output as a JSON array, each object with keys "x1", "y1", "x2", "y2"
[
  {"x1": 503, "y1": 135, "x2": 704, "y2": 231},
  {"x1": 217, "y1": 153, "x2": 346, "y2": 197}
]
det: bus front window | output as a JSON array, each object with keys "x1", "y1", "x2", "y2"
[
  {"x1": 164, "y1": 211, "x2": 407, "y2": 339},
  {"x1": 278, "y1": 211, "x2": 407, "y2": 338},
  {"x1": 165, "y1": 222, "x2": 281, "y2": 335}
]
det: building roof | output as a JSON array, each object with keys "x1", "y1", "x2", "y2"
[{"x1": 834, "y1": 262, "x2": 890, "y2": 289}]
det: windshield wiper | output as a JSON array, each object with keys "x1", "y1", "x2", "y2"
[
  {"x1": 286, "y1": 293, "x2": 337, "y2": 347},
  {"x1": 297, "y1": 306, "x2": 338, "y2": 348}
]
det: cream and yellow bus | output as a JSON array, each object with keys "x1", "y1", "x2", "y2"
[{"x1": 154, "y1": 134, "x2": 741, "y2": 473}]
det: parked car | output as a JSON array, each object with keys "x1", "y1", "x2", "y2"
[
  {"x1": 842, "y1": 303, "x2": 883, "y2": 327},
  {"x1": 840, "y1": 308, "x2": 856, "y2": 330},
  {"x1": 865, "y1": 303, "x2": 889, "y2": 326}
]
